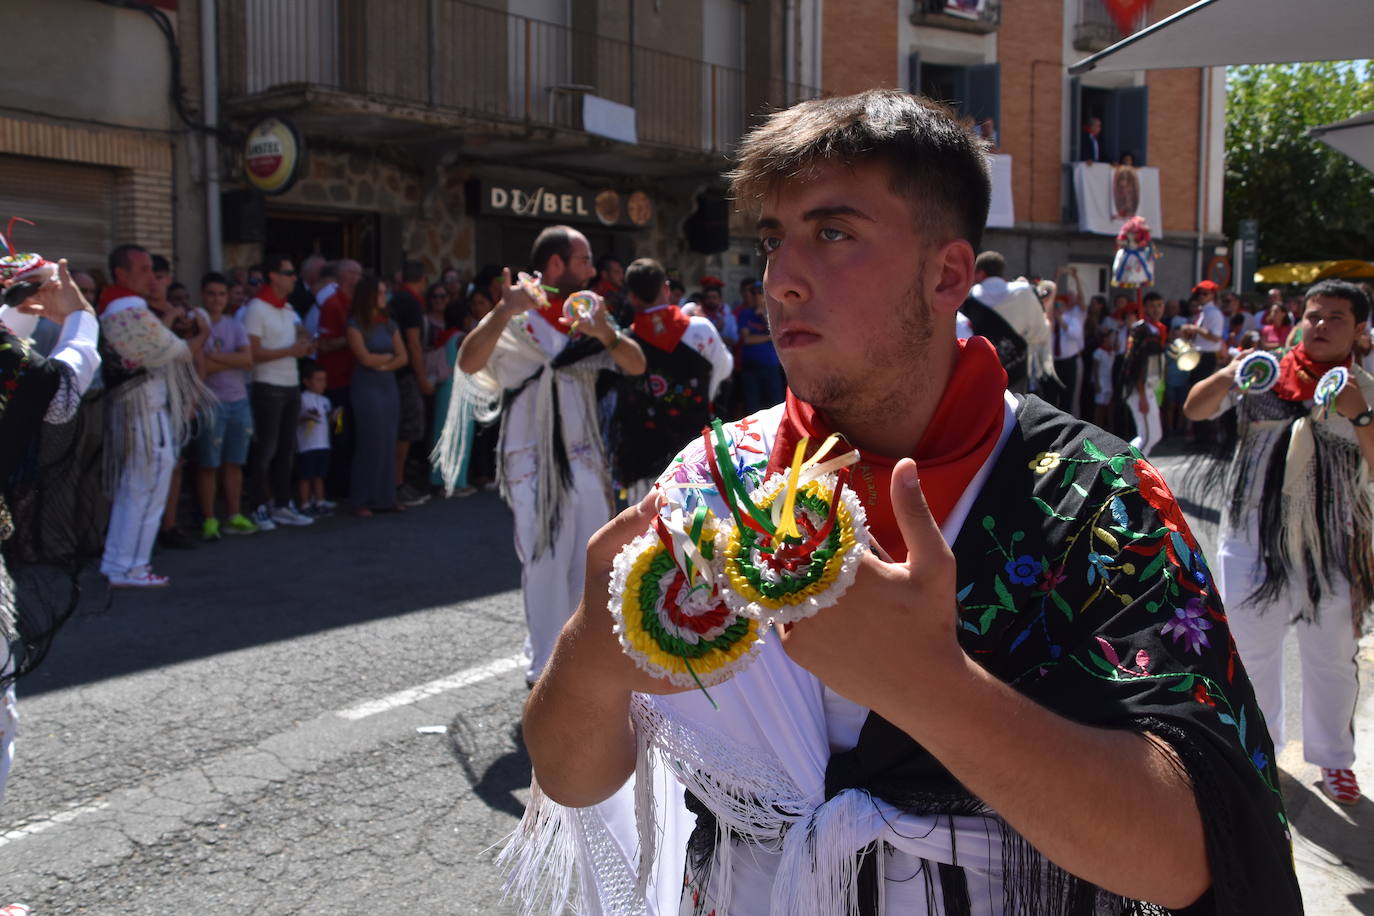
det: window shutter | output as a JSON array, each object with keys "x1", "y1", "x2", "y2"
[
  {"x1": 1113, "y1": 85, "x2": 1149, "y2": 166},
  {"x1": 0, "y1": 155, "x2": 116, "y2": 277},
  {"x1": 965, "y1": 63, "x2": 1001, "y2": 127}
]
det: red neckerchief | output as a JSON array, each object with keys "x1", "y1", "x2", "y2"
[
  {"x1": 765, "y1": 336, "x2": 1007, "y2": 561},
  {"x1": 97, "y1": 284, "x2": 141, "y2": 315},
  {"x1": 632, "y1": 305, "x2": 691, "y2": 352},
  {"x1": 534, "y1": 294, "x2": 569, "y2": 335},
  {"x1": 256, "y1": 287, "x2": 289, "y2": 309},
  {"x1": 1273, "y1": 344, "x2": 1352, "y2": 403},
  {"x1": 1148, "y1": 319, "x2": 1167, "y2": 349}
]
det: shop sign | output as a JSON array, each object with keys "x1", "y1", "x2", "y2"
[
  {"x1": 244, "y1": 118, "x2": 304, "y2": 195},
  {"x1": 473, "y1": 181, "x2": 653, "y2": 228}
]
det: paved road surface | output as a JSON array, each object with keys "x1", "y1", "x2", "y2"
[{"x1": 2, "y1": 451, "x2": 1372, "y2": 913}]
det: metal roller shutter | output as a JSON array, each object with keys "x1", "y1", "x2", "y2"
[{"x1": 0, "y1": 154, "x2": 116, "y2": 277}]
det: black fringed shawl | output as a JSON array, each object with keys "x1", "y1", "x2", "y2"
[
  {"x1": 1, "y1": 325, "x2": 98, "y2": 687},
  {"x1": 689, "y1": 396, "x2": 1301, "y2": 914}
]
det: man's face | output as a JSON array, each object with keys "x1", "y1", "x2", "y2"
[
  {"x1": 169, "y1": 286, "x2": 190, "y2": 311},
  {"x1": 202, "y1": 282, "x2": 229, "y2": 316},
  {"x1": 150, "y1": 269, "x2": 171, "y2": 304},
  {"x1": 551, "y1": 234, "x2": 596, "y2": 293},
  {"x1": 115, "y1": 251, "x2": 156, "y2": 299},
  {"x1": 73, "y1": 272, "x2": 97, "y2": 302},
  {"x1": 1300, "y1": 294, "x2": 1359, "y2": 363},
  {"x1": 757, "y1": 160, "x2": 942, "y2": 422},
  {"x1": 702, "y1": 288, "x2": 723, "y2": 311},
  {"x1": 340, "y1": 262, "x2": 362, "y2": 293},
  {"x1": 1087, "y1": 119, "x2": 1102, "y2": 137},
  {"x1": 269, "y1": 261, "x2": 297, "y2": 297},
  {"x1": 1268, "y1": 288, "x2": 1284, "y2": 306},
  {"x1": 1144, "y1": 298, "x2": 1165, "y2": 322},
  {"x1": 603, "y1": 260, "x2": 624, "y2": 288},
  {"x1": 1220, "y1": 294, "x2": 1240, "y2": 315}
]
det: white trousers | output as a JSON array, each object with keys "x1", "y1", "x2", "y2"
[
  {"x1": 1128, "y1": 384, "x2": 1162, "y2": 457},
  {"x1": 508, "y1": 457, "x2": 614, "y2": 683},
  {"x1": 0, "y1": 679, "x2": 13, "y2": 807},
  {"x1": 1218, "y1": 535, "x2": 1360, "y2": 769},
  {"x1": 101, "y1": 411, "x2": 176, "y2": 577}
]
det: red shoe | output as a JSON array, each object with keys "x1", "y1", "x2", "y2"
[{"x1": 1321, "y1": 768, "x2": 1361, "y2": 806}]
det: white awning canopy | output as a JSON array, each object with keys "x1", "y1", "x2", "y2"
[
  {"x1": 1069, "y1": 0, "x2": 1374, "y2": 74},
  {"x1": 1310, "y1": 110, "x2": 1374, "y2": 174}
]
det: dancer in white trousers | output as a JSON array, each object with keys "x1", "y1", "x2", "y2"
[
  {"x1": 438, "y1": 225, "x2": 645, "y2": 684},
  {"x1": 1186, "y1": 278, "x2": 1374, "y2": 806},
  {"x1": 1124, "y1": 291, "x2": 1166, "y2": 457}
]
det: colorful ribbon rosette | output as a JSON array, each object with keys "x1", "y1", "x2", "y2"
[
  {"x1": 562, "y1": 290, "x2": 599, "y2": 329},
  {"x1": 704, "y1": 420, "x2": 871, "y2": 626},
  {"x1": 1235, "y1": 350, "x2": 1280, "y2": 394},
  {"x1": 515, "y1": 271, "x2": 555, "y2": 310},
  {"x1": 1316, "y1": 366, "x2": 1349, "y2": 418},
  {"x1": 610, "y1": 503, "x2": 763, "y2": 691}
]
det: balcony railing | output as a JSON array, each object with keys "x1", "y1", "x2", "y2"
[
  {"x1": 1073, "y1": 0, "x2": 1146, "y2": 52},
  {"x1": 910, "y1": 0, "x2": 1002, "y2": 34},
  {"x1": 220, "y1": 0, "x2": 815, "y2": 156}
]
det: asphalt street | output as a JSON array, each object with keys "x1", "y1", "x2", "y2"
[{"x1": 1, "y1": 451, "x2": 1372, "y2": 913}]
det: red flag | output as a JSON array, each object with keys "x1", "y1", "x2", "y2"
[{"x1": 1103, "y1": 0, "x2": 1152, "y2": 35}]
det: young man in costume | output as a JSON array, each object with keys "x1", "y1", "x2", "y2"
[
  {"x1": 1, "y1": 258, "x2": 103, "y2": 802},
  {"x1": 443, "y1": 225, "x2": 646, "y2": 685},
  {"x1": 1122, "y1": 291, "x2": 1168, "y2": 457},
  {"x1": 511, "y1": 91, "x2": 1299, "y2": 915},
  {"x1": 610, "y1": 257, "x2": 733, "y2": 502},
  {"x1": 98, "y1": 245, "x2": 212, "y2": 588},
  {"x1": 1185, "y1": 279, "x2": 1374, "y2": 806}
]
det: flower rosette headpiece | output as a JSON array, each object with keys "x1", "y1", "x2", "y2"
[
  {"x1": 703, "y1": 420, "x2": 870, "y2": 626},
  {"x1": 1315, "y1": 366, "x2": 1349, "y2": 418},
  {"x1": 0, "y1": 218, "x2": 56, "y2": 338},
  {"x1": 1236, "y1": 350, "x2": 1280, "y2": 394},
  {"x1": 609, "y1": 501, "x2": 763, "y2": 693}
]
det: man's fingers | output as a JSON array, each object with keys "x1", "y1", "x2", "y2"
[
  {"x1": 588, "y1": 488, "x2": 662, "y2": 567},
  {"x1": 890, "y1": 458, "x2": 950, "y2": 572}
]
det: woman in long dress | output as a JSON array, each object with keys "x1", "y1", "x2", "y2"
[{"x1": 346, "y1": 276, "x2": 407, "y2": 516}]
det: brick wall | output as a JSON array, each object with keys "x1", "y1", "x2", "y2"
[
  {"x1": 821, "y1": 0, "x2": 898, "y2": 96},
  {"x1": 997, "y1": 0, "x2": 1064, "y2": 225},
  {"x1": 0, "y1": 114, "x2": 175, "y2": 256},
  {"x1": 1146, "y1": 68, "x2": 1202, "y2": 234}
]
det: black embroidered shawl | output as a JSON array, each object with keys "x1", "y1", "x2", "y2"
[
  {"x1": 820, "y1": 395, "x2": 1300, "y2": 915},
  {"x1": 609, "y1": 338, "x2": 717, "y2": 487}
]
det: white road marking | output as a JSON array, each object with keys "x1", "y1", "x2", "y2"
[
  {"x1": 335, "y1": 653, "x2": 524, "y2": 721},
  {"x1": 0, "y1": 800, "x2": 110, "y2": 848}
]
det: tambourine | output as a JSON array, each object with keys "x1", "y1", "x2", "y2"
[
  {"x1": 1236, "y1": 350, "x2": 1280, "y2": 394},
  {"x1": 1316, "y1": 366, "x2": 1348, "y2": 418}
]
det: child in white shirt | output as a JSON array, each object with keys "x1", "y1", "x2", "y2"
[
  {"x1": 296, "y1": 364, "x2": 336, "y2": 516},
  {"x1": 1092, "y1": 329, "x2": 1116, "y2": 429}
]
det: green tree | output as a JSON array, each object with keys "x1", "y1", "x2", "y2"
[{"x1": 1225, "y1": 62, "x2": 1374, "y2": 267}]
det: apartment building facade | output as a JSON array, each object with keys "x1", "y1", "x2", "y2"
[{"x1": 823, "y1": 0, "x2": 1227, "y2": 296}]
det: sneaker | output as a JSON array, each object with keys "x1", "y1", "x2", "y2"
[
  {"x1": 448, "y1": 486, "x2": 478, "y2": 498},
  {"x1": 201, "y1": 518, "x2": 222, "y2": 541},
  {"x1": 224, "y1": 513, "x2": 258, "y2": 535},
  {"x1": 108, "y1": 565, "x2": 170, "y2": 588},
  {"x1": 307, "y1": 501, "x2": 334, "y2": 518},
  {"x1": 271, "y1": 503, "x2": 314, "y2": 526},
  {"x1": 317, "y1": 498, "x2": 338, "y2": 511},
  {"x1": 398, "y1": 484, "x2": 431, "y2": 507},
  {"x1": 157, "y1": 527, "x2": 196, "y2": 550},
  {"x1": 1321, "y1": 768, "x2": 1361, "y2": 806},
  {"x1": 253, "y1": 504, "x2": 278, "y2": 532}
]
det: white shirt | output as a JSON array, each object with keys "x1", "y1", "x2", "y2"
[
  {"x1": 1194, "y1": 302, "x2": 1225, "y2": 353},
  {"x1": 972, "y1": 278, "x2": 1051, "y2": 353},
  {"x1": 1054, "y1": 304, "x2": 1086, "y2": 359},
  {"x1": 648, "y1": 306, "x2": 735, "y2": 402},
  {"x1": 297, "y1": 390, "x2": 332, "y2": 452},
  {"x1": 242, "y1": 297, "x2": 301, "y2": 386}
]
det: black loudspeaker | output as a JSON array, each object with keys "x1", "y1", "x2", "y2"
[
  {"x1": 221, "y1": 189, "x2": 265, "y2": 244},
  {"x1": 685, "y1": 189, "x2": 730, "y2": 254}
]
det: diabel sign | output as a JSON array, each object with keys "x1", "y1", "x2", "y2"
[{"x1": 471, "y1": 180, "x2": 653, "y2": 228}]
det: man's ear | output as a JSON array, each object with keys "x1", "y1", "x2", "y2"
[{"x1": 928, "y1": 239, "x2": 976, "y2": 317}]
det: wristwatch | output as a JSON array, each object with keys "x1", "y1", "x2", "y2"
[{"x1": 1353, "y1": 408, "x2": 1374, "y2": 427}]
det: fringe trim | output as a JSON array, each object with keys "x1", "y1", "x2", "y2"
[
  {"x1": 101, "y1": 360, "x2": 216, "y2": 488},
  {"x1": 496, "y1": 777, "x2": 579, "y2": 916}
]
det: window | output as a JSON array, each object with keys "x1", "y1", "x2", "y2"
[
  {"x1": 909, "y1": 57, "x2": 1000, "y2": 137},
  {"x1": 1073, "y1": 81, "x2": 1148, "y2": 165}
]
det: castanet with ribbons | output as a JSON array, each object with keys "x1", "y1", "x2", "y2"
[{"x1": 610, "y1": 419, "x2": 872, "y2": 699}]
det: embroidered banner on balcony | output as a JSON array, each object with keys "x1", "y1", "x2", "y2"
[{"x1": 1072, "y1": 162, "x2": 1162, "y2": 237}]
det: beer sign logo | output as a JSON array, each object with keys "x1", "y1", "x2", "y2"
[{"x1": 244, "y1": 118, "x2": 303, "y2": 195}]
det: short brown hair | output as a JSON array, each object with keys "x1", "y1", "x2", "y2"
[
  {"x1": 625, "y1": 258, "x2": 666, "y2": 305},
  {"x1": 728, "y1": 89, "x2": 991, "y2": 250}
]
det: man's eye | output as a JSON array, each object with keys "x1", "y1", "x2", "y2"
[
  {"x1": 756, "y1": 237, "x2": 780, "y2": 258},
  {"x1": 819, "y1": 227, "x2": 847, "y2": 241}
]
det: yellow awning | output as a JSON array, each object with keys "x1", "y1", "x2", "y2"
[{"x1": 1254, "y1": 260, "x2": 1374, "y2": 285}]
